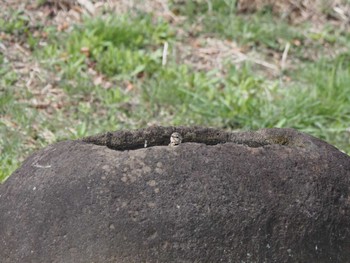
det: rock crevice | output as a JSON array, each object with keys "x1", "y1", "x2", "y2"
[{"x1": 81, "y1": 126, "x2": 320, "y2": 151}]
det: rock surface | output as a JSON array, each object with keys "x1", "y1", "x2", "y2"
[{"x1": 1, "y1": 127, "x2": 350, "y2": 263}]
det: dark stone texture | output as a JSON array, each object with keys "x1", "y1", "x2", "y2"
[{"x1": 1, "y1": 127, "x2": 350, "y2": 263}]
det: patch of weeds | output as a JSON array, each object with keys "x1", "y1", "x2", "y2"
[
  {"x1": 41, "y1": 13, "x2": 174, "y2": 80},
  {"x1": 0, "y1": 10, "x2": 30, "y2": 35},
  {"x1": 0, "y1": 56, "x2": 54, "y2": 182},
  {"x1": 32, "y1": 13, "x2": 174, "y2": 145},
  {"x1": 305, "y1": 23, "x2": 350, "y2": 51},
  {"x1": 171, "y1": 0, "x2": 350, "y2": 63},
  {"x1": 140, "y1": 63, "x2": 275, "y2": 128},
  {"x1": 241, "y1": 54, "x2": 350, "y2": 153},
  {"x1": 0, "y1": 67, "x2": 17, "y2": 89},
  {"x1": 27, "y1": 11, "x2": 176, "y2": 147},
  {"x1": 0, "y1": 121, "x2": 27, "y2": 182},
  {"x1": 171, "y1": 0, "x2": 303, "y2": 51},
  {"x1": 0, "y1": 71, "x2": 32, "y2": 182},
  {"x1": 0, "y1": 9, "x2": 48, "y2": 51},
  {"x1": 217, "y1": 14, "x2": 302, "y2": 50},
  {"x1": 142, "y1": 64, "x2": 203, "y2": 111},
  {"x1": 171, "y1": 0, "x2": 237, "y2": 18},
  {"x1": 0, "y1": 90, "x2": 18, "y2": 182},
  {"x1": 95, "y1": 85, "x2": 127, "y2": 105}
]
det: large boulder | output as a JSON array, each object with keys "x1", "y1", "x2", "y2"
[{"x1": 1, "y1": 127, "x2": 350, "y2": 263}]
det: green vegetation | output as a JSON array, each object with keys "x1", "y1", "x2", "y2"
[
  {"x1": 171, "y1": 0, "x2": 350, "y2": 58},
  {"x1": 0, "y1": 10, "x2": 30, "y2": 35},
  {"x1": 0, "y1": 65, "x2": 44, "y2": 180},
  {"x1": 42, "y1": 14, "x2": 173, "y2": 79},
  {"x1": 172, "y1": 0, "x2": 303, "y2": 51},
  {"x1": 1, "y1": 1, "x2": 350, "y2": 182}
]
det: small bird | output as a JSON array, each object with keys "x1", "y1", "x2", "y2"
[{"x1": 169, "y1": 132, "x2": 183, "y2": 146}]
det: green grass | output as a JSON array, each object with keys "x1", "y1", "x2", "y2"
[
  {"x1": 41, "y1": 14, "x2": 173, "y2": 79},
  {"x1": 171, "y1": 0, "x2": 350, "y2": 59},
  {"x1": 1, "y1": 5, "x2": 350, "y2": 182},
  {"x1": 0, "y1": 65, "x2": 41, "y2": 181},
  {"x1": 171, "y1": 0, "x2": 303, "y2": 50},
  {"x1": 0, "y1": 9, "x2": 30, "y2": 35},
  {"x1": 285, "y1": 56, "x2": 350, "y2": 150}
]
